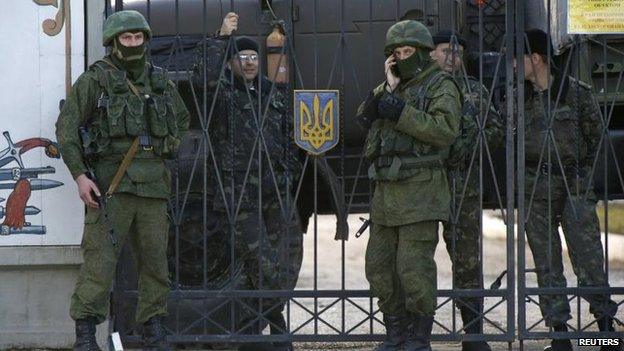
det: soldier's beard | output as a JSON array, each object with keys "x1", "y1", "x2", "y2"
[{"x1": 396, "y1": 50, "x2": 430, "y2": 80}]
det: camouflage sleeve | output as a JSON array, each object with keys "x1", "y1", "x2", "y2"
[
  {"x1": 166, "y1": 81, "x2": 191, "y2": 157},
  {"x1": 55, "y1": 71, "x2": 100, "y2": 179},
  {"x1": 288, "y1": 120, "x2": 303, "y2": 180},
  {"x1": 473, "y1": 81, "x2": 504, "y2": 151},
  {"x1": 193, "y1": 37, "x2": 229, "y2": 89},
  {"x1": 394, "y1": 77, "x2": 461, "y2": 148},
  {"x1": 579, "y1": 87, "x2": 603, "y2": 167},
  {"x1": 278, "y1": 91, "x2": 302, "y2": 178}
]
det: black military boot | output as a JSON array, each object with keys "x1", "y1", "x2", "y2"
[
  {"x1": 73, "y1": 317, "x2": 102, "y2": 351},
  {"x1": 404, "y1": 314, "x2": 434, "y2": 351},
  {"x1": 269, "y1": 311, "x2": 293, "y2": 351},
  {"x1": 597, "y1": 316, "x2": 623, "y2": 351},
  {"x1": 543, "y1": 324, "x2": 573, "y2": 351},
  {"x1": 373, "y1": 314, "x2": 408, "y2": 351},
  {"x1": 459, "y1": 301, "x2": 492, "y2": 351},
  {"x1": 143, "y1": 316, "x2": 172, "y2": 351}
]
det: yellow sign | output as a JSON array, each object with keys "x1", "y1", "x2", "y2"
[{"x1": 569, "y1": 0, "x2": 624, "y2": 34}]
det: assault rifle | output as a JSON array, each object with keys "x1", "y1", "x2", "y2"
[{"x1": 79, "y1": 126, "x2": 118, "y2": 247}]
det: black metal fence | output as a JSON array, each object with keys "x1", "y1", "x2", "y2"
[{"x1": 103, "y1": 0, "x2": 622, "y2": 349}]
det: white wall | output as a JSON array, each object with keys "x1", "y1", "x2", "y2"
[{"x1": 0, "y1": 0, "x2": 86, "y2": 246}]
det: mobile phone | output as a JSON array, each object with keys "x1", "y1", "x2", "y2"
[{"x1": 390, "y1": 53, "x2": 400, "y2": 76}]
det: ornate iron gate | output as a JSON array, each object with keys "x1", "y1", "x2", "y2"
[{"x1": 512, "y1": 1, "x2": 624, "y2": 350}]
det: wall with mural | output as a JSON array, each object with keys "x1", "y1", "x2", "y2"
[{"x1": 0, "y1": 0, "x2": 85, "y2": 245}]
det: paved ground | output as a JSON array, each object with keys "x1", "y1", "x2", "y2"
[{"x1": 284, "y1": 213, "x2": 624, "y2": 351}]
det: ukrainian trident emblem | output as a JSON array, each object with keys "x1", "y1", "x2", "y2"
[{"x1": 294, "y1": 90, "x2": 340, "y2": 155}]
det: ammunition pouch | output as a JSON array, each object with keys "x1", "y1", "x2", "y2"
[{"x1": 89, "y1": 60, "x2": 179, "y2": 157}]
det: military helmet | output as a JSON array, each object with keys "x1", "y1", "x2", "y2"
[
  {"x1": 385, "y1": 20, "x2": 434, "y2": 55},
  {"x1": 103, "y1": 10, "x2": 152, "y2": 46}
]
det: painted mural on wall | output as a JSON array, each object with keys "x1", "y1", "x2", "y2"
[
  {"x1": 0, "y1": 0, "x2": 85, "y2": 245},
  {"x1": 0, "y1": 131, "x2": 63, "y2": 236}
]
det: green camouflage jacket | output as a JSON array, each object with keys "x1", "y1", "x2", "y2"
[
  {"x1": 357, "y1": 62, "x2": 462, "y2": 226},
  {"x1": 522, "y1": 75, "x2": 601, "y2": 199},
  {"x1": 55, "y1": 56, "x2": 190, "y2": 199}
]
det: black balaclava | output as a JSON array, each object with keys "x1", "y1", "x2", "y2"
[
  {"x1": 111, "y1": 34, "x2": 147, "y2": 80},
  {"x1": 395, "y1": 48, "x2": 430, "y2": 80}
]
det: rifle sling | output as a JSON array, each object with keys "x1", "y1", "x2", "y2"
[{"x1": 105, "y1": 137, "x2": 140, "y2": 198}]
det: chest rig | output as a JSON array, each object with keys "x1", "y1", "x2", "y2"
[
  {"x1": 89, "y1": 59, "x2": 178, "y2": 159},
  {"x1": 364, "y1": 71, "x2": 449, "y2": 181}
]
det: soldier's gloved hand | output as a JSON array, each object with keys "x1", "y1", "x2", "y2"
[
  {"x1": 356, "y1": 91, "x2": 382, "y2": 129},
  {"x1": 378, "y1": 92, "x2": 405, "y2": 121}
]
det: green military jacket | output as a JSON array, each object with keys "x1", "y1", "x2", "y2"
[
  {"x1": 56, "y1": 56, "x2": 190, "y2": 199},
  {"x1": 358, "y1": 62, "x2": 462, "y2": 226},
  {"x1": 522, "y1": 75, "x2": 601, "y2": 200},
  {"x1": 449, "y1": 76, "x2": 504, "y2": 199}
]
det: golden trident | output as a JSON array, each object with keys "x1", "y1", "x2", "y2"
[{"x1": 299, "y1": 94, "x2": 334, "y2": 149}]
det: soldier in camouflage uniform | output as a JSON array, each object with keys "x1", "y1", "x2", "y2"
[
  {"x1": 194, "y1": 13, "x2": 303, "y2": 351},
  {"x1": 357, "y1": 20, "x2": 462, "y2": 351},
  {"x1": 518, "y1": 29, "x2": 620, "y2": 351},
  {"x1": 430, "y1": 30, "x2": 504, "y2": 351},
  {"x1": 55, "y1": 10, "x2": 190, "y2": 351}
]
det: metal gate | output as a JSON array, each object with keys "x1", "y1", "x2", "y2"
[
  {"x1": 512, "y1": 1, "x2": 624, "y2": 350},
  {"x1": 100, "y1": 0, "x2": 622, "y2": 348}
]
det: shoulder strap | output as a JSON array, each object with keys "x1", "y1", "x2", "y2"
[
  {"x1": 98, "y1": 58, "x2": 142, "y2": 97},
  {"x1": 94, "y1": 59, "x2": 142, "y2": 197}
]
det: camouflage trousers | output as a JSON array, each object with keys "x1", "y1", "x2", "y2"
[
  {"x1": 443, "y1": 195, "x2": 484, "y2": 311},
  {"x1": 70, "y1": 193, "x2": 170, "y2": 325},
  {"x1": 365, "y1": 221, "x2": 439, "y2": 317},
  {"x1": 218, "y1": 199, "x2": 303, "y2": 330},
  {"x1": 525, "y1": 191, "x2": 618, "y2": 326}
]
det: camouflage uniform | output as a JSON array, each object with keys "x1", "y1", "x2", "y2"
[
  {"x1": 55, "y1": 10, "x2": 189, "y2": 348},
  {"x1": 357, "y1": 20, "x2": 461, "y2": 351},
  {"x1": 522, "y1": 75, "x2": 618, "y2": 327},
  {"x1": 194, "y1": 36, "x2": 303, "y2": 333},
  {"x1": 443, "y1": 76, "x2": 503, "y2": 294}
]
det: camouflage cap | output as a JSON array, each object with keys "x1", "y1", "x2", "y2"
[
  {"x1": 103, "y1": 10, "x2": 152, "y2": 46},
  {"x1": 385, "y1": 20, "x2": 434, "y2": 54}
]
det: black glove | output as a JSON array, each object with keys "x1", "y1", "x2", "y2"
[
  {"x1": 356, "y1": 91, "x2": 382, "y2": 129},
  {"x1": 378, "y1": 92, "x2": 405, "y2": 122}
]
